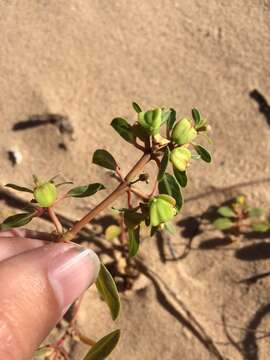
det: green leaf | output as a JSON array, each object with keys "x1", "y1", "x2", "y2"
[
  {"x1": 161, "y1": 108, "x2": 172, "y2": 124},
  {"x1": 111, "y1": 118, "x2": 134, "y2": 144},
  {"x1": 105, "y1": 225, "x2": 121, "y2": 241},
  {"x1": 192, "y1": 108, "x2": 201, "y2": 127},
  {"x1": 251, "y1": 223, "x2": 269, "y2": 232},
  {"x1": 157, "y1": 147, "x2": 170, "y2": 182},
  {"x1": 124, "y1": 210, "x2": 145, "y2": 229},
  {"x1": 33, "y1": 346, "x2": 53, "y2": 357},
  {"x1": 213, "y1": 218, "x2": 234, "y2": 230},
  {"x1": 217, "y1": 206, "x2": 236, "y2": 218},
  {"x1": 132, "y1": 123, "x2": 149, "y2": 142},
  {"x1": 158, "y1": 173, "x2": 183, "y2": 212},
  {"x1": 128, "y1": 227, "x2": 140, "y2": 257},
  {"x1": 92, "y1": 150, "x2": 117, "y2": 171},
  {"x1": 173, "y1": 167, "x2": 187, "y2": 187},
  {"x1": 194, "y1": 145, "x2": 212, "y2": 163},
  {"x1": 248, "y1": 207, "x2": 263, "y2": 218},
  {"x1": 67, "y1": 183, "x2": 105, "y2": 198},
  {"x1": 5, "y1": 183, "x2": 33, "y2": 193},
  {"x1": 132, "y1": 102, "x2": 142, "y2": 113},
  {"x1": 166, "y1": 108, "x2": 176, "y2": 131},
  {"x1": 0, "y1": 212, "x2": 35, "y2": 230},
  {"x1": 83, "y1": 329, "x2": 120, "y2": 360},
  {"x1": 95, "y1": 263, "x2": 120, "y2": 320}
]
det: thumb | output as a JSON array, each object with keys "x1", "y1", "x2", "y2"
[{"x1": 0, "y1": 243, "x2": 100, "y2": 360}]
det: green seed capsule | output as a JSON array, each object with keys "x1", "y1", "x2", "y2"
[
  {"x1": 34, "y1": 182, "x2": 57, "y2": 207},
  {"x1": 157, "y1": 194, "x2": 176, "y2": 206},
  {"x1": 170, "y1": 147, "x2": 191, "y2": 172},
  {"x1": 149, "y1": 195, "x2": 177, "y2": 227},
  {"x1": 172, "y1": 118, "x2": 197, "y2": 145},
  {"x1": 138, "y1": 108, "x2": 162, "y2": 135}
]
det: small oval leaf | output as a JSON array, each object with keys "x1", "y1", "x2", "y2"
[
  {"x1": 124, "y1": 210, "x2": 145, "y2": 229},
  {"x1": 0, "y1": 212, "x2": 35, "y2": 230},
  {"x1": 194, "y1": 145, "x2": 212, "y2": 163},
  {"x1": 33, "y1": 346, "x2": 53, "y2": 358},
  {"x1": 166, "y1": 108, "x2": 176, "y2": 131},
  {"x1": 217, "y1": 206, "x2": 236, "y2": 218},
  {"x1": 132, "y1": 123, "x2": 149, "y2": 142},
  {"x1": 158, "y1": 173, "x2": 183, "y2": 212},
  {"x1": 128, "y1": 227, "x2": 140, "y2": 257},
  {"x1": 161, "y1": 108, "x2": 172, "y2": 124},
  {"x1": 95, "y1": 263, "x2": 120, "y2": 320},
  {"x1": 5, "y1": 183, "x2": 33, "y2": 193},
  {"x1": 83, "y1": 329, "x2": 120, "y2": 360},
  {"x1": 248, "y1": 207, "x2": 263, "y2": 218},
  {"x1": 111, "y1": 118, "x2": 134, "y2": 144},
  {"x1": 92, "y1": 150, "x2": 117, "y2": 171},
  {"x1": 192, "y1": 108, "x2": 201, "y2": 126},
  {"x1": 67, "y1": 183, "x2": 105, "y2": 198},
  {"x1": 132, "y1": 102, "x2": 142, "y2": 113},
  {"x1": 173, "y1": 167, "x2": 188, "y2": 188},
  {"x1": 213, "y1": 218, "x2": 234, "y2": 230},
  {"x1": 157, "y1": 147, "x2": 170, "y2": 182},
  {"x1": 251, "y1": 223, "x2": 269, "y2": 232}
]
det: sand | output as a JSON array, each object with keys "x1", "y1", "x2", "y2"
[{"x1": 0, "y1": 1, "x2": 270, "y2": 359}]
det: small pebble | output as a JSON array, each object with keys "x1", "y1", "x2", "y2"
[{"x1": 7, "y1": 149, "x2": 22, "y2": 165}]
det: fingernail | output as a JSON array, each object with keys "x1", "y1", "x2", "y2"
[{"x1": 48, "y1": 245, "x2": 100, "y2": 310}]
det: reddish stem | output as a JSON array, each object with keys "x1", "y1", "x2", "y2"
[
  {"x1": 116, "y1": 166, "x2": 125, "y2": 182},
  {"x1": 129, "y1": 187, "x2": 150, "y2": 201},
  {"x1": 119, "y1": 215, "x2": 127, "y2": 246},
  {"x1": 48, "y1": 207, "x2": 63, "y2": 234},
  {"x1": 133, "y1": 139, "x2": 145, "y2": 152},
  {"x1": 127, "y1": 190, "x2": 132, "y2": 208},
  {"x1": 61, "y1": 153, "x2": 152, "y2": 241}
]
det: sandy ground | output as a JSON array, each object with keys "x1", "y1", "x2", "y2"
[{"x1": 0, "y1": 1, "x2": 270, "y2": 359}]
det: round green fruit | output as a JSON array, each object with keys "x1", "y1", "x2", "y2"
[
  {"x1": 170, "y1": 147, "x2": 191, "y2": 172},
  {"x1": 149, "y1": 195, "x2": 177, "y2": 227},
  {"x1": 34, "y1": 182, "x2": 57, "y2": 208},
  {"x1": 172, "y1": 118, "x2": 197, "y2": 145},
  {"x1": 138, "y1": 108, "x2": 162, "y2": 135}
]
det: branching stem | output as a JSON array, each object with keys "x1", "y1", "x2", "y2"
[
  {"x1": 129, "y1": 187, "x2": 150, "y2": 201},
  {"x1": 61, "y1": 153, "x2": 152, "y2": 241}
]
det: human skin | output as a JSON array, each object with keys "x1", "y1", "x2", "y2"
[{"x1": 0, "y1": 229, "x2": 100, "y2": 360}]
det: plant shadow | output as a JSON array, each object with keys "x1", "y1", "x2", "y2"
[
  {"x1": 235, "y1": 242, "x2": 270, "y2": 261},
  {"x1": 250, "y1": 89, "x2": 270, "y2": 127},
  {"x1": 222, "y1": 303, "x2": 270, "y2": 360}
]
